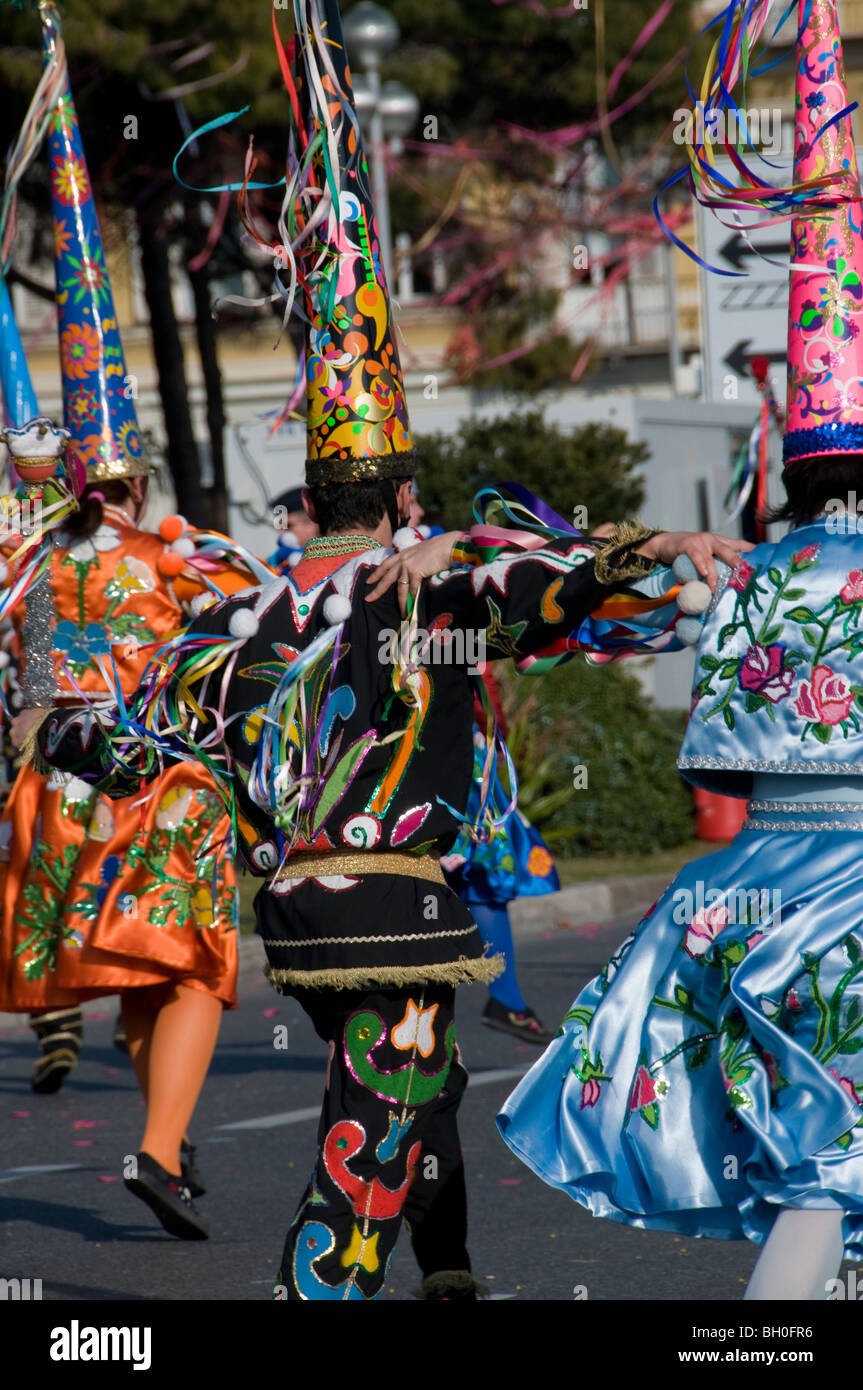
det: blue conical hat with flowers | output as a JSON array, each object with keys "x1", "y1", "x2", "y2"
[{"x1": 40, "y1": 3, "x2": 149, "y2": 481}]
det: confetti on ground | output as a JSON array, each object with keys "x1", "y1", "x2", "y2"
[
  {"x1": 73, "y1": 1120, "x2": 96, "y2": 1129},
  {"x1": 97, "y1": 1175, "x2": 119, "y2": 1183},
  {"x1": 10, "y1": 1110, "x2": 30, "y2": 1118},
  {"x1": 100, "y1": 1067, "x2": 119, "y2": 1078},
  {"x1": 499, "y1": 1178, "x2": 522, "y2": 1185},
  {"x1": 263, "y1": 1008, "x2": 280, "y2": 1017},
  {"x1": 88, "y1": 1012, "x2": 109, "y2": 1021},
  {"x1": 73, "y1": 1140, "x2": 94, "y2": 1147}
]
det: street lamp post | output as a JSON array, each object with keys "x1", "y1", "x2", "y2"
[{"x1": 342, "y1": 3, "x2": 418, "y2": 284}]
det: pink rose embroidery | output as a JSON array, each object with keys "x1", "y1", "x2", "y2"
[
  {"x1": 786, "y1": 989, "x2": 802, "y2": 1011},
  {"x1": 629, "y1": 1066, "x2": 656, "y2": 1111},
  {"x1": 739, "y1": 644, "x2": 793, "y2": 703},
  {"x1": 683, "y1": 904, "x2": 730, "y2": 958},
  {"x1": 581, "y1": 1079, "x2": 601, "y2": 1109},
  {"x1": 829, "y1": 1068, "x2": 861, "y2": 1106},
  {"x1": 795, "y1": 665, "x2": 854, "y2": 725},
  {"x1": 729, "y1": 560, "x2": 755, "y2": 592},
  {"x1": 791, "y1": 543, "x2": 820, "y2": 566},
  {"x1": 789, "y1": 542, "x2": 817, "y2": 564},
  {"x1": 841, "y1": 571, "x2": 863, "y2": 604}
]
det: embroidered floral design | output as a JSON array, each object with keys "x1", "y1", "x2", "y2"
[
  {"x1": 125, "y1": 786, "x2": 234, "y2": 932},
  {"x1": 55, "y1": 621, "x2": 111, "y2": 666},
  {"x1": 55, "y1": 535, "x2": 158, "y2": 678},
  {"x1": 627, "y1": 1055, "x2": 670, "y2": 1130},
  {"x1": 739, "y1": 643, "x2": 794, "y2": 703},
  {"x1": 693, "y1": 544, "x2": 863, "y2": 739},
  {"x1": 795, "y1": 665, "x2": 855, "y2": 726},
  {"x1": 568, "y1": 1035, "x2": 612, "y2": 1110},
  {"x1": 105, "y1": 557, "x2": 155, "y2": 600},
  {"x1": 682, "y1": 904, "x2": 730, "y2": 959},
  {"x1": 729, "y1": 560, "x2": 755, "y2": 593},
  {"x1": 580, "y1": 1078, "x2": 602, "y2": 1108},
  {"x1": 841, "y1": 571, "x2": 863, "y2": 604}
]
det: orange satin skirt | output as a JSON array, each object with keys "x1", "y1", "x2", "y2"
[{"x1": 0, "y1": 761, "x2": 238, "y2": 1012}]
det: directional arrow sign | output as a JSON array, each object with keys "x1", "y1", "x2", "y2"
[
  {"x1": 694, "y1": 154, "x2": 817, "y2": 406},
  {"x1": 723, "y1": 340, "x2": 786, "y2": 377},
  {"x1": 718, "y1": 234, "x2": 789, "y2": 272}
]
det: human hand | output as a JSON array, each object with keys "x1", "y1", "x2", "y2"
[
  {"x1": 636, "y1": 532, "x2": 754, "y2": 590},
  {"x1": 365, "y1": 531, "x2": 462, "y2": 615}
]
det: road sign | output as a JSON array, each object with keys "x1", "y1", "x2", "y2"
[
  {"x1": 695, "y1": 158, "x2": 790, "y2": 407},
  {"x1": 696, "y1": 150, "x2": 863, "y2": 406}
]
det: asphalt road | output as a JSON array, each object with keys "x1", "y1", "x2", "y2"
[{"x1": 0, "y1": 917, "x2": 767, "y2": 1302}]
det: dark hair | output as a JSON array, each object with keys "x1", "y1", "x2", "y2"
[
  {"x1": 65, "y1": 479, "x2": 140, "y2": 538},
  {"x1": 306, "y1": 476, "x2": 411, "y2": 534},
  {"x1": 760, "y1": 455, "x2": 863, "y2": 529}
]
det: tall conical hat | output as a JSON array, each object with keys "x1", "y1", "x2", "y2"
[
  {"x1": 40, "y1": 3, "x2": 150, "y2": 482},
  {"x1": 785, "y1": 0, "x2": 863, "y2": 466},
  {"x1": 0, "y1": 278, "x2": 39, "y2": 429},
  {"x1": 286, "y1": 0, "x2": 414, "y2": 485}
]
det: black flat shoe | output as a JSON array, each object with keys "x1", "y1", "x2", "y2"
[
  {"x1": 180, "y1": 1140, "x2": 206, "y2": 1198},
  {"x1": 125, "y1": 1152, "x2": 209, "y2": 1240},
  {"x1": 481, "y1": 997, "x2": 555, "y2": 1045}
]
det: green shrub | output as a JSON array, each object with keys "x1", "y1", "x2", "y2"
[
  {"x1": 414, "y1": 409, "x2": 646, "y2": 533},
  {"x1": 499, "y1": 659, "x2": 693, "y2": 856}
]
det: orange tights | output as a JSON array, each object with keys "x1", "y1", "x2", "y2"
[{"x1": 121, "y1": 983, "x2": 222, "y2": 1176}]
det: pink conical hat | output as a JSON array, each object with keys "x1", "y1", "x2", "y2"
[{"x1": 785, "y1": 0, "x2": 863, "y2": 465}]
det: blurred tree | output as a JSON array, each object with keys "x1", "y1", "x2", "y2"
[{"x1": 414, "y1": 408, "x2": 647, "y2": 532}]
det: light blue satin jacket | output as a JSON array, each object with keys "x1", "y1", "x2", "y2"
[{"x1": 678, "y1": 515, "x2": 863, "y2": 796}]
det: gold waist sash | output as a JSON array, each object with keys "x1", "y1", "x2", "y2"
[{"x1": 271, "y1": 850, "x2": 445, "y2": 887}]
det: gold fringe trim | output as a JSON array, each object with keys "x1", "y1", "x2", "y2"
[
  {"x1": 593, "y1": 519, "x2": 659, "y2": 585},
  {"x1": 18, "y1": 707, "x2": 56, "y2": 772},
  {"x1": 305, "y1": 450, "x2": 416, "y2": 485},
  {"x1": 264, "y1": 951, "x2": 505, "y2": 993}
]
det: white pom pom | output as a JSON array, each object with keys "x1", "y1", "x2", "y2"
[
  {"x1": 677, "y1": 580, "x2": 712, "y2": 615},
  {"x1": 0, "y1": 650, "x2": 10, "y2": 669},
  {"x1": 675, "y1": 616, "x2": 705, "y2": 647},
  {"x1": 190, "y1": 592, "x2": 214, "y2": 617},
  {"x1": 228, "y1": 608, "x2": 259, "y2": 638},
  {"x1": 171, "y1": 537, "x2": 197, "y2": 559},
  {"x1": 323, "y1": 594, "x2": 352, "y2": 625},
  {"x1": 392, "y1": 527, "x2": 422, "y2": 551},
  {"x1": 672, "y1": 554, "x2": 700, "y2": 583}
]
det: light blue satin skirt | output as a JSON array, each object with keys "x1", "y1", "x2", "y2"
[{"x1": 498, "y1": 779, "x2": 863, "y2": 1255}]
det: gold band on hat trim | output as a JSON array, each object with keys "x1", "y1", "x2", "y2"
[
  {"x1": 85, "y1": 456, "x2": 157, "y2": 481},
  {"x1": 271, "y1": 849, "x2": 445, "y2": 886},
  {"x1": 305, "y1": 451, "x2": 416, "y2": 485}
]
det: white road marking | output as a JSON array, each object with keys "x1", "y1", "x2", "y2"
[
  {"x1": 0, "y1": 1163, "x2": 82, "y2": 1184},
  {"x1": 217, "y1": 1065, "x2": 529, "y2": 1132}
]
